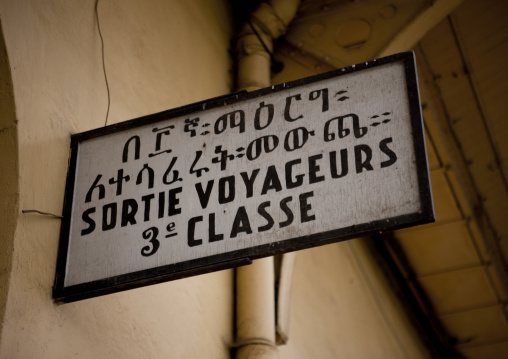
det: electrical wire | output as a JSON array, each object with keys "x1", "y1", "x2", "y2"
[
  {"x1": 247, "y1": 19, "x2": 284, "y2": 73},
  {"x1": 22, "y1": 210, "x2": 63, "y2": 219},
  {"x1": 95, "y1": 0, "x2": 110, "y2": 127}
]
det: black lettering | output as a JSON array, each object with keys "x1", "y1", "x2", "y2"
[
  {"x1": 121, "y1": 199, "x2": 138, "y2": 227},
  {"x1": 257, "y1": 201, "x2": 274, "y2": 232},
  {"x1": 212, "y1": 145, "x2": 234, "y2": 171},
  {"x1": 190, "y1": 150, "x2": 210, "y2": 178},
  {"x1": 109, "y1": 169, "x2": 130, "y2": 196},
  {"x1": 351, "y1": 114, "x2": 367, "y2": 138},
  {"x1": 136, "y1": 164, "x2": 154, "y2": 189},
  {"x1": 85, "y1": 175, "x2": 105, "y2": 203},
  {"x1": 284, "y1": 127, "x2": 315, "y2": 152},
  {"x1": 309, "y1": 154, "x2": 325, "y2": 184},
  {"x1": 285, "y1": 159, "x2": 304, "y2": 189},
  {"x1": 309, "y1": 88, "x2": 329, "y2": 112},
  {"x1": 168, "y1": 187, "x2": 182, "y2": 216},
  {"x1": 246, "y1": 135, "x2": 279, "y2": 161},
  {"x1": 102, "y1": 203, "x2": 117, "y2": 231},
  {"x1": 163, "y1": 157, "x2": 182, "y2": 185},
  {"x1": 279, "y1": 197, "x2": 294, "y2": 228},
  {"x1": 379, "y1": 137, "x2": 397, "y2": 168},
  {"x1": 284, "y1": 94, "x2": 304, "y2": 122},
  {"x1": 215, "y1": 110, "x2": 245, "y2": 134},
  {"x1": 188, "y1": 216, "x2": 203, "y2": 247},
  {"x1": 299, "y1": 191, "x2": 315, "y2": 223},
  {"x1": 209, "y1": 213, "x2": 224, "y2": 242},
  {"x1": 323, "y1": 114, "x2": 367, "y2": 141},
  {"x1": 122, "y1": 135, "x2": 140, "y2": 163},
  {"x1": 81, "y1": 208, "x2": 96, "y2": 236},
  {"x1": 141, "y1": 227, "x2": 160, "y2": 256},
  {"x1": 218, "y1": 176, "x2": 235, "y2": 204},
  {"x1": 158, "y1": 191, "x2": 165, "y2": 219},
  {"x1": 240, "y1": 169, "x2": 260, "y2": 198},
  {"x1": 330, "y1": 149, "x2": 348, "y2": 178},
  {"x1": 261, "y1": 165, "x2": 283, "y2": 195},
  {"x1": 195, "y1": 180, "x2": 214, "y2": 209},
  {"x1": 141, "y1": 194, "x2": 154, "y2": 222},
  {"x1": 165, "y1": 222, "x2": 177, "y2": 238},
  {"x1": 323, "y1": 117, "x2": 339, "y2": 142},
  {"x1": 338, "y1": 116, "x2": 351, "y2": 139},
  {"x1": 230, "y1": 206, "x2": 252, "y2": 238},
  {"x1": 254, "y1": 101, "x2": 274, "y2": 130},
  {"x1": 184, "y1": 117, "x2": 199, "y2": 137},
  {"x1": 149, "y1": 125, "x2": 174, "y2": 157},
  {"x1": 355, "y1": 144, "x2": 373, "y2": 173}
]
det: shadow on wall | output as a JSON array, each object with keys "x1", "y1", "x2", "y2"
[{"x1": 0, "y1": 17, "x2": 19, "y2": 340}]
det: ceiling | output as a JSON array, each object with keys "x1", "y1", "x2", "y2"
[{"x1": 262, "y1": 0, "x2": 508, "y2": 357}]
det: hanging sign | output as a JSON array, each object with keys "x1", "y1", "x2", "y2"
[{"x1": 53, "y1": 51, "x2": 434, "y2": 303}]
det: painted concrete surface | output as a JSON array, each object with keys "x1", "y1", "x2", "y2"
[{"x1": 0, "y1": 1, "x2": 234, "y2": 358}]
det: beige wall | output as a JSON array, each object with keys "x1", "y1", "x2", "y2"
[
  {"x1": 0, "y1": 1, "x2": 433, "y2": 358},
  {"x1": 0, "y1": 1, "x2": 234, "y2": 358},
  {"x1": 278, "y1": 241, "x2": 430, "y2": 359},
  {"x1": 0, "y1": 14, "x2": 18, "y2": 350}
]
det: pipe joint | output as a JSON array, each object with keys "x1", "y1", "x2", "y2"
[
  {"x1": 235, "y1": 338, "x2": 278, "y2": 359},
  {"x1": 250, "y1": 2, "x2": 288, "y2": 39}
]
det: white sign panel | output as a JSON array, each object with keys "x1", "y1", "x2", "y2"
[{"x1": 54, "y1": 52, "x2": 433, "y2": 302}]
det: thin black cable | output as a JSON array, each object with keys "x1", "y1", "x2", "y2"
[
  {"x1": 247, "y1": 19, "x2": 272, "y2": 57},
  {"x1": 95, "y1": 0, "x2": 110, "y2": 127},
  {"x1": 22, "y1": 210, "x2": 63, "y2": 219},
  {"x1": 247, "y1": 19, "x2": 283, "y2": 73}
]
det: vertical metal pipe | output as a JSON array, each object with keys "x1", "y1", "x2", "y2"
[
  {"x1": 234, "y1": 1, "x2": 300, "y2": 358},
  {"x1": 236, "y1": 258, "x2": 278, "y2": 359}
]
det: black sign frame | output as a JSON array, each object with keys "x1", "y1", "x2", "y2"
[{"x1": 53, "y1": 51, "x2": 434, "y2": 303}]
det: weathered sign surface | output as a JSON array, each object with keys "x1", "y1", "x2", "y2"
[{"x1": 53, "y1": 51, "x2": 434, "y2": 303}]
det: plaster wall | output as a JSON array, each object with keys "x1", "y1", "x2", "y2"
[
  {"x1": 0, "y1": 17, "x2": 18, "y2": 349},
  {"x1": 0, "y1": 1, "x2": 435, "y2": 358},
  {"x1": 279, "y1": 241, "x2": 431, "y2": 359},
  {"x1": 0, "y1": 1, "x2": 234, "y2": 358}
]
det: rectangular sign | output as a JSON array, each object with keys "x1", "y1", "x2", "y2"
[{"x1": 53, "y1": 51, "x2": 434, "y2": 303}]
